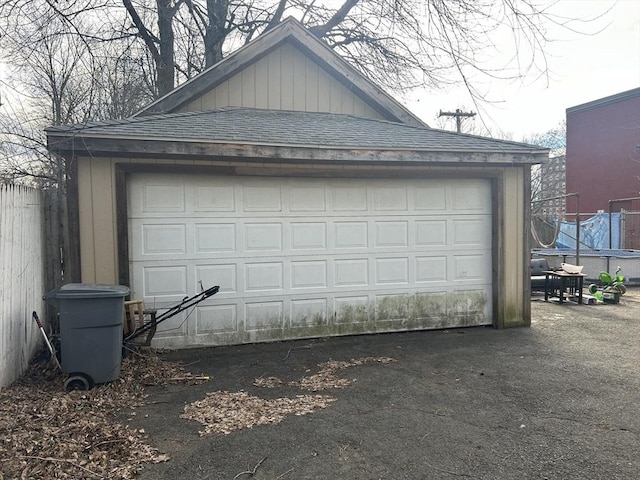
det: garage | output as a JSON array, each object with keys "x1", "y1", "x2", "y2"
[
  {"x1": 128, "y1": 173, "x2": 492, "y2": 347},
  {"x1": 47, "y1": 18, "x2": 547, "y2": 345}
]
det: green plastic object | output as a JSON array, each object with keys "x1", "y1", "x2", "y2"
[{"x1": 599, "y1": 272, "x2": 613, "y2": 284}]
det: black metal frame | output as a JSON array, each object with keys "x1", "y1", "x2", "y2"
[{"x1": 124, "y1": 285, "x2": 220, "y2": 342}]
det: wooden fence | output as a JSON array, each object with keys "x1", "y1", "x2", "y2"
[{"x1": 0, "y1": 185, "x2": 45, "y2": 387}]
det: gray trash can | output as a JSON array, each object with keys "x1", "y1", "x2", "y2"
[{"x1": 46, "y1": 283, "x2": 129, "y2": 391}]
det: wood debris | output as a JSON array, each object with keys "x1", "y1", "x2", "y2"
[
  {"x1": 257, "y1": 356, "x2": 397, "y2": 392},
  {"x1": 181, "y1": 391, "x2": 336, "y2": 436},
  {"x1": 0, "y1": 350, "x2": 202, "y2": 479},
  {"x1": 189, "y1": 356, "x2": 397, "y2": 437},
  {"x1": 253, "y1": 376, "x2": 284, "y2": 388}
]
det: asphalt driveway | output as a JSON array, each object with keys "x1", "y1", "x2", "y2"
[{"x1": 128, "y1": 291, "x2": 640, "y2": 479}]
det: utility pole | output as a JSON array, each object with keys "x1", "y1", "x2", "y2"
[{"x1": 438, "y1": 109, "x2": 476, "y2": 133}]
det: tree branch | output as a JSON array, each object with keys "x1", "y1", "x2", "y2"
[
  {"x1": 121, "y1": 0, "x2": 161, "y2": 64},
  {"x1": 309, "y1": 0, "x2": 360, "y2": 37},
  {"x1": 263, "y1": 0, "x2": 288, "y2": 33}
]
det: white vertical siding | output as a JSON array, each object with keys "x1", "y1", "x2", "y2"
[
  {"x1": 180, "y1": 42, "x2": 384, "y2": 119},
  {"x1": 0, "y1": 185, "x2": 44, "y2": 387}
]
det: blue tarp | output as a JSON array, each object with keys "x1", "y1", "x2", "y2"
[{"x1": 556, "y1": 212, "x2": 621, "y2": 249}]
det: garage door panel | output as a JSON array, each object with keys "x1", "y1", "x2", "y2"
[
  {"x1": 130, "y1": 220, "x2": 186, "y2": 259},
  {"x1": 289, "y1": 185, "x2": 326, "y2": 212},
  {"x1": 334, "y1": 258, "x2": 369, "y2": 286},
  {"x1": 373, "y1": 186, "x2": 407, "y2": 211},
  {"x1": 376, "y1": 294, "x2": 409, "y2": 321},
  {"x1": 452, "y1": 217, "x2": 492, "y2": 246},
  {"x1": 291, "y1": 260, "x2": 327, "y2": 289},
  {"x1": 375, "y1": 257, "x2": 409, "y2": 285},
  {"x1": 196, "y1": 264, "x2": 237, "y2": 293},
  {"x1": 334, "y1": 222, "x2": 368, "y2": 249},
  {"x1": 414, "y1": 185, "x2": 447, "y2": 210},
  {"x1": 195, "y1": 224, "x2": 236, "y2": 253},
  {"x1": 411, "y1": 292, "x2": 447, "y2": 319},
  {"x1": 197, "y1": 304, "x2": 237, "y2": 334},
  {"x1": 141, "y1": 224, "x2": 186, "y2": 255},
  {"x1": 375, "y1": 221, "x2": 408, "y2": 248},
  {"x1": 333, "y1": 185, "x2": 367, "y2": 211},
  {"x1": 334, "y1": 296, "x2": 370, "y2": 324},
  {"x1": 291, "y1": 222, "x2": 327, "y2": 250},
  {"x1": 449, "y1": 289, "x2": 489, "y2": 326},
  {"x1": 140, "y1": 183, "x2": 185, "y2": 213},
  {"x1": 245, "y1": 262, "x2": 283, "y2": 291},
  {"x1": 245, "y1": 301, "x2": 283, "y2": 330},
  {"x1": 453, "y1": 254, "x2": 491, "y2": 281},
  {"x1": 154, "y1": 310, "x2": 190, "y2": 337},
  {"x1": 451, "y1": 182, "x2": 491, "y2": 212},
  {"x1": 243, "y1": 185, "x2": 282, "y2": 212},
  {"x1": 128, "y1": 174, "x2": 493, "y2": 347},
  {"x1": 415, "y1": 256, "x2": 448, "y2": 283},
  {"x1": 194, "y1": 184, "x2": 235, "y2": 211},
  {"x1": 415, "y1": 220, "x2": 447, "y2": 247},
  {"x1": 290, "y1": 299, "x2": 327, "y2": 327},
  {"x1": 244, "y1": 223, "x2": 283, "y2": 251},
  {"x1": 143, "y1": 265, "x2": 187, "y2": 297}
]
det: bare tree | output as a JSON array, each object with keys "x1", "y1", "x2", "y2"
[
  {"x1": 522, "y1": 120, "x2": 566, "y2": 157},
  {"x1": 522, "y1": 120, "x2": 567, "y2": 209},
  {"x1": 0, "y1": 6, "x2": 152, "y2": 180},
  {"x1": 2, "y1": 0, "x2": 580, "y2": 98},
  {"x1": 523, "y1": 121, "x2": 567, "y2": 247}
]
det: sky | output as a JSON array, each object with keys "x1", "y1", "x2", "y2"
[
  {"x1": 405, "y1": 0, "x2": 640, "y2": 140},
  {"x1": 1, "y1": 0, "x2": 638, "y2": 142}
]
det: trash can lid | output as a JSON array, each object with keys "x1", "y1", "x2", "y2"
[{"x1": 51, "y1": 283, "x2": 130, "y2": 299}]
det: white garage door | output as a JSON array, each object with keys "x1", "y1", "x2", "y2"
[{"x1": 128, "y1": 173, "x2": 493, "y2": 348}]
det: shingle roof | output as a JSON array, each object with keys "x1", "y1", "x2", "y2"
[{"x1": 47, "y1": 107, "x2": 546, "y2": 154}]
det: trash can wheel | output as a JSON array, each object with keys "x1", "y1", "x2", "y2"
[{"x1": 64, "y1": 374, "x2": 93, "y2": 392}]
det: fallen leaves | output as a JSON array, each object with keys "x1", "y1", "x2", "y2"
[
  {"x1": 181, "y1": 391, "x2": 336, "y2": 436},
  {"x1": 255, "y1": 356, "x2": 397, "y2": 391},
  {"x1": 0, "y1": 350, "x2": 202, "y2": 479},
  {"x1": 2, "y1": 348, "x2": 398, "y2": 478},
  {"x1": 184, "y1": 356, "x2": 397, "y2": 437},
  {"x1": 253, "y1": 376, "x2": 284, "y2": 388}
]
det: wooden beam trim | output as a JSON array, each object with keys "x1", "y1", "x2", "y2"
[
  {"x1": 115, "y1": 165, "x2": 130, "y2": 289},
  {"x1": 112, "y1": 162, "x2": 508, "y2": 179},
  {"x1": 523, "y1": 165, "x2": 532, "y2": 326},
  {"x1": 48, "y1": 137, "x2": 546, "y2": 165},
  {"x1": 64, "y1": 154, "x2": 82, "y2": 283},
  {"x1": 492, "y1": 173, "x2": 505, "y2": 329}
]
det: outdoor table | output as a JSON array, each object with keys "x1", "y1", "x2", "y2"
[{"x1": 544, "y1": 270, "x2": 586, "y2": 304}]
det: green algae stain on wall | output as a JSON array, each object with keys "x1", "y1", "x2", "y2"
[
  {"x1": 337, "y1": 302, "x2": 370, "y2": 324},
  {"x1": 245, "y1": 290, "x2": 490, "y2": 343},
  {"x1": 376, "y1": 295, "x2": 409, "y2": 322},
  {"x1": 448, "y1": 291, "x2": 488, "y2": 326},
  {"x1": 410, "y1": 293, "x2": 447, "y2": 321}
]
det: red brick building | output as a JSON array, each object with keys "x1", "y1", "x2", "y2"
[{"x1": 566, "y1": 88, "x2": 640, "y2": 216}]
